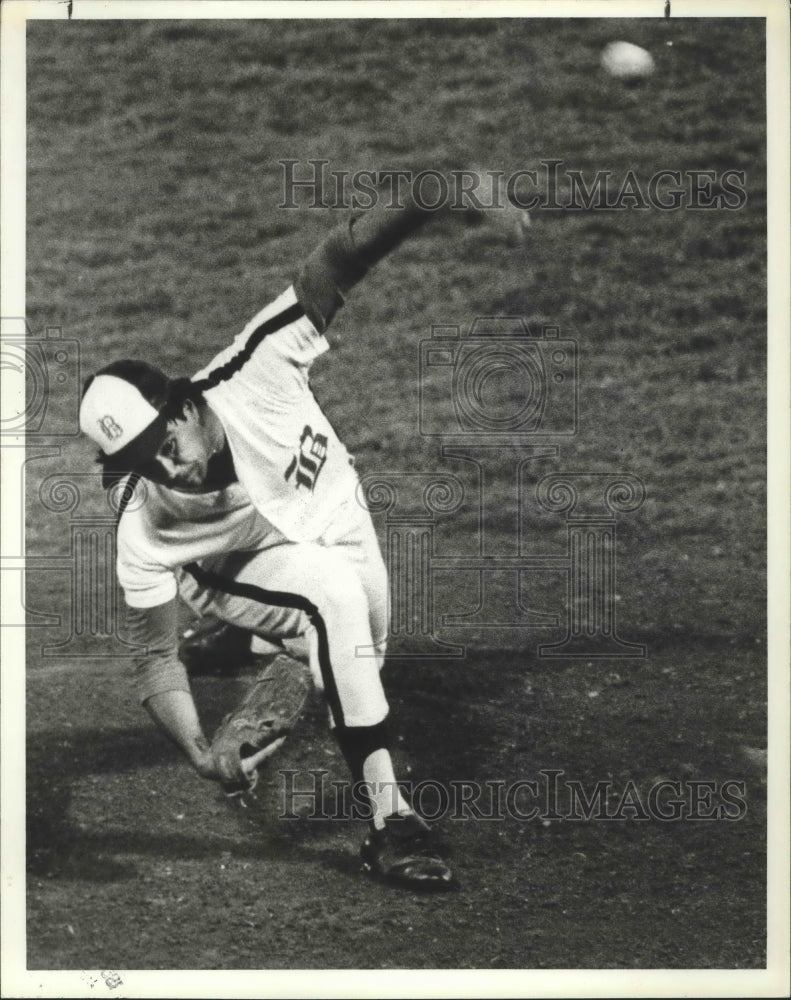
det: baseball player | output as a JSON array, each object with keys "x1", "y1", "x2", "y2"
[
  {"x1": 80, "y1": 188, "x2": 520, "y2": 889},
  {"x1": 80, "y1": 184, "x2": 516, "y2": 890}
]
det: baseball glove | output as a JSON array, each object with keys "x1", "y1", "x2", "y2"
[{"x1": 211, "y1": 652, "x2": 312, "y2": 796}]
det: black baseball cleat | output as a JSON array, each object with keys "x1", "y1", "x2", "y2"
[{"x1": 360, "y1": 813, "x2": 454, "y2": 891}]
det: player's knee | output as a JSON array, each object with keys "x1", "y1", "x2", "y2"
[
  {"x1": 370, "y1": 550, "x2": 388, "y2": 598},
  {"x1": 304, "y1": 552, "x2": 369, "y2": 619}
]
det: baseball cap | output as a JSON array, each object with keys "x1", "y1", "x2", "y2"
[{"x1": 80, "y1": 359, "x2": 172, "y2": 479}]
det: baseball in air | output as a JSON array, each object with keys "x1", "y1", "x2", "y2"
[{"x1": 601, "y1": 41, "x2": 655, "y2": 80}]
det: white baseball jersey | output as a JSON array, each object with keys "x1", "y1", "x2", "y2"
[{"x1": 117, "y1": 286, "x2": 358, "y2": 609}]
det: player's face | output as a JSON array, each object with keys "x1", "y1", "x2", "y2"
[{"x1": 144, "y1": 401, "x2": 214, "y2": 491}]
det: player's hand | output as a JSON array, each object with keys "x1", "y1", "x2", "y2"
[
  {"x1": 190, "y1": 745, "x2": 223, "y2": 781},
  {"x1": 240, "y1": 736, "x2": 286, "y2": 779},
  {"x1": 188, "y1": 741, "x2": 284, "y2": 784},
  {"x1": 464, "y1": 167, "x2": 531, "y2": 248},
  {"x1": 209, "y1": 654, "x2": 311, "y2": 796}
]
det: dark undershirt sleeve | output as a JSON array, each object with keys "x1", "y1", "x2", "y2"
[
  {"x1": 294, "y1": 222, "x2": 362, "y2": 333},
  {"x1": 294, "y1": 195, "x2": 443, "y2": 333},
  {"x1": 125, "y1": 599, "x2": 190, "y2": 704}
]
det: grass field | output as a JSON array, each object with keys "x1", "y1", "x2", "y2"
[{"x1": 21, "y1": 14, "x2": 769, "y2": 973}]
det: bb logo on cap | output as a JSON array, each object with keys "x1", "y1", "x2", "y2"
[
  {"x1": 80, "y1": 372, "x2": 162, "y2": 456},
  {"x1": 98, "y1": 415, "x2": 124, "y2": 441}
]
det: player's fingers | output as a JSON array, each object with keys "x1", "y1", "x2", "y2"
[{"x1": 241, "y1": 737, "x2": 287, "y2": 774}]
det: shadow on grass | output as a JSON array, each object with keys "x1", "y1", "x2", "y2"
[
  {"x1": 26, "y1": 719, "x2": 363, "y2": 883},
  {"x1": 27, "y1": 817, "x2": 358, "y2": 884}
]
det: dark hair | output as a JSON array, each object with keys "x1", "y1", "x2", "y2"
[{"x1": 84, "y1": 359, "x2": 204, "y2": 487}]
